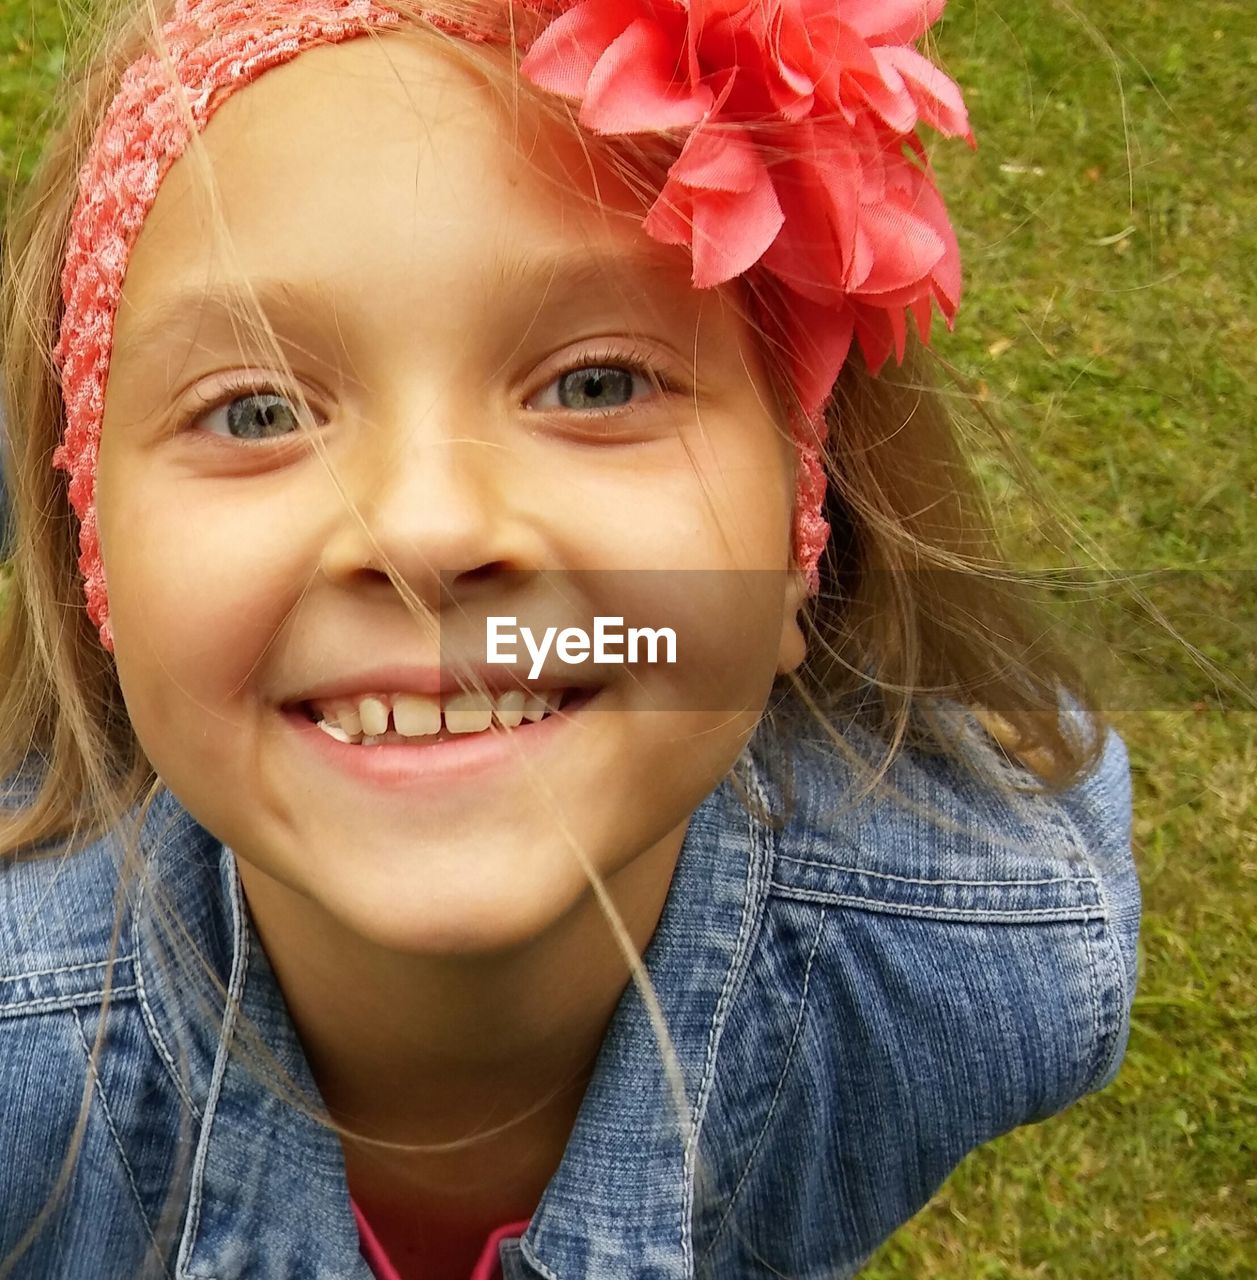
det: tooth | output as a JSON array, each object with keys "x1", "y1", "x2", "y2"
[
  {"x1": 336, "y1": 703, "x2": 362, "y2": 737},
  {"x1": 360, "y1": 734, "x2": 384, "y2": 746},
  {"x1": 317, "y1": 719, "x2": 354, "y2": 743},
  {"x1": 494, "y1": 691, "x2": 526, "y2": 728},
  {"x1": 393, "y1": 694, "x2": 441, "y2": 737},
  {"x1": 358, "y1": 696, "x2": 390, "y2": 737},
  {"x1": 445, "y1": 692, "x2": 493, "y2": 734},
  {"x1": 521, "y1": 693, "x2": 548, "y2": 723}
]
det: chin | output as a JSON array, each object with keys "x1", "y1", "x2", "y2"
[{"x1": 322, "y1": 863, "x2": 582, "y2": 958}]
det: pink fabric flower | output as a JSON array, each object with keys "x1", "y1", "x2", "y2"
[{"x1": 521, "y1": 0, "x2": 975, "y2": 423}]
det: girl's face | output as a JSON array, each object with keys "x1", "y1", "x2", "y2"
[{"x1": 97, "y1": 32, "x2": 807, "y2": 954}]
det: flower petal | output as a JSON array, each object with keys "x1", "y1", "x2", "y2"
[
  {"x1": 517, "y1": 0, "x2": 970, "y2": 425},
  {"x1": 690, "y1": 0, "x2": 754, "y2": 24},
  {"x1": 762, "y1": 1, "x2": 823, "y2": 118},
  {"x1": 842, "y1": 0, "x2": 947, "y2": 46},
  {"x1": 914, "y1": 177, "x2": 963, "y2": 311},
  {"x1": 852, "y1": 305, "x2": 896, "y2": 375},
  {"x1": 519, "y1": 0, "x2": 641, "y2": 98},
  {"x1": 854, "y1": 195, "x2": 946, "y2": 295},
  {"x1": 581, "y1": 16, "x2": 711, "y2": 132},
  {"x1": 878, "y1": 45, "x2": 974, "y2": 140},
  {"x1": 766, "y1": 287, "x2": 857, "y2": 421},
  {"x1": 642, "y1": 181, "x2": 694, "y2": 246},
  {"x1": 883, "y1": 149, "x2": 963, "y2": 310},
  {"x1": 854, "y1": 50, "x2": 919, "y2": 134},
  {"x1": 646, "y1": 123, "x2": 785, "y2": 284},
  {"x1": 909, "y1": 292, "x2": 934, "y2": 344},
  {"x1": 688, "y1": 172, "x2": 784, "y2": 285},
  {"x1": 669, "y1": 120, "x2": 764, "y2": 194}
]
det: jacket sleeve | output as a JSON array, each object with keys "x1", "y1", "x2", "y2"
[{"x1": 1059, "y1": 723, "x2": 1141, "y2": 1093}]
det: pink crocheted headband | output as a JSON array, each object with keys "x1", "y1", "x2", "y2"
[{"x1": 52, "y1": 0, "x2": 975, "y2": 652}]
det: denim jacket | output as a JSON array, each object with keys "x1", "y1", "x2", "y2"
[{"x1": 0, "y1": 713, "x2": 1140, "y2": 1279}]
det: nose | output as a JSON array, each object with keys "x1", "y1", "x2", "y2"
[{"x1": 317, "y1": 404, "x2": 544, "y2": 612}]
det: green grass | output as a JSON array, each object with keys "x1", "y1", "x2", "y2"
[
  {"x1": 0, "y1": 0, "x2": 71, "y2": 203},
  {"x1": 857, "y1": 2, "x2": 1257, "y2": 1275},
  {"x1": 2, "y1": 1, "x2": 1253, "y2": 1275}
]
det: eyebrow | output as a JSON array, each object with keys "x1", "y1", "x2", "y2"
[
  {"x1": 112, "y1": 277, "x2": 341, "y2": 360},
  {"x1": 113, "y1": 247, "x2": 703, "y2": 362},
  {"x1": 493, "y1": 246, "x2": 696, "y2": 307}
]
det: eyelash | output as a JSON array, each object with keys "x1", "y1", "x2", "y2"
[
  {"x1": 183, "y1": 347, "x2": 680, "y2": 442},
  {"x1": 183, "y1": 373, "x2": 319, "y2": 445},
  {"x1": 543, "y1": 344, "x2": 678, "y2": 407}
]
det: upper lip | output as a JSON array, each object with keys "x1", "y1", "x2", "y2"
[{"x1": 283, "y1": 664, "x2": 590, "y2": 706}]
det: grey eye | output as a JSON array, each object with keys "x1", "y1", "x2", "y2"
[
  {"x1": 221, "y1": 392, "x2": 300, "y2": 439},
  {"x1": 555, "y1": 366, "x2": 639, "y2": 411}
]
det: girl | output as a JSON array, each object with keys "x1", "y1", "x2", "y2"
[{"x1": 0, "y1": 2, "x2": 1140, "y2": 1278}]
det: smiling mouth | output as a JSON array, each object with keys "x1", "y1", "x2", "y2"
[{"x1": 292, "y1": 687, "x2": 593, "y2": 746}]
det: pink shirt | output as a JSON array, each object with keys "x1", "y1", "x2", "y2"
[{"x1": 351, "y1": 1197, "x2": 532, "y2": 1280}]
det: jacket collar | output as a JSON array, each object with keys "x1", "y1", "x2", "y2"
[
  {"x1": 135, "y1": 741, "x2": 779, "y2": 1279},
  {"x1": 520, "y1": 747, "x2": 775, "y2": 1279},
  {"x1": 134, "y1": 789, "x2": 370, "y2": 1277}
]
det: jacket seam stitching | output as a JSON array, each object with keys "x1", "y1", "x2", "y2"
[
  {"x1": 134, "y1": 871, "x2": 203, "y2": 1119},
  {"x1": 517, "y1": 1237, "x2": 559, "y2": 1280},
  {"x1": 1086, "y1": 916, "x2": 1125, "y2": 1092},
  {"x1": 696, "y1": 908, "x2": 827, "y2": 1270},
  {"x1": 1, "y1": 985, "x2": 137, "y2": 1012},
  {"x1": 680, "y1": 761, "x2": 773, "y2": 1276},
  {"x1": 70, "y1": 1007, "x2": 163, "y2": 1261},
  {"x1": 774, "y1": 857, "x2": 1098, "y2": 889},
  {"x1": 1066, "y1": 822, "x2": 1126, "y2": 1095},
  {"x1": 768, "y1": 885, "x2": 1106, "y2": 920},
  {"x1": 1029, "y1": 762, "x2": 1128, "y2": 1095},
  {"x1": 0, "y1": 954, "x2": 137, "y2": 983},
  {"x1": 177, "y1": 857, "x2": 250, "y2": 1280},
  {"x1": 1077, "y1": 916, "x2": 1107, "y2": 1096}
]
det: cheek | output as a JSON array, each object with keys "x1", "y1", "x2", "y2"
[
  {"x1": 684, "y1": 433, "x2": 795, "y2": 570},
  {"x1": 597, "y1": 567, "x2": 789, "y2": 725},
  {"x1": 592, "y1": 424, "x2": 794, "y2": 575},
  {"x1": 97, "y1": 462, "x2": 308, "y2": 717}
]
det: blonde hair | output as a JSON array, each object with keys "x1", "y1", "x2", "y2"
[{"x1": 0, "y1": 0, "x2": 1105, "y2": 1273}]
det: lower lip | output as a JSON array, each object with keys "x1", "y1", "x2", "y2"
[{"x1": 280, "y1": 690, "x2": 598, "y2": 789}]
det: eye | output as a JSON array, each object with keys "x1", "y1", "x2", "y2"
[
  {"x1": 527, "y1": 355, "x2": 667, "y2": 415},
  {"x1": 187, "y1": 378, "x2": 318, "y2": 441}
]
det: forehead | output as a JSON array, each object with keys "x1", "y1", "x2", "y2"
[{"x1": 114, "y1": 28, "x2": 711, "y2": 350}]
